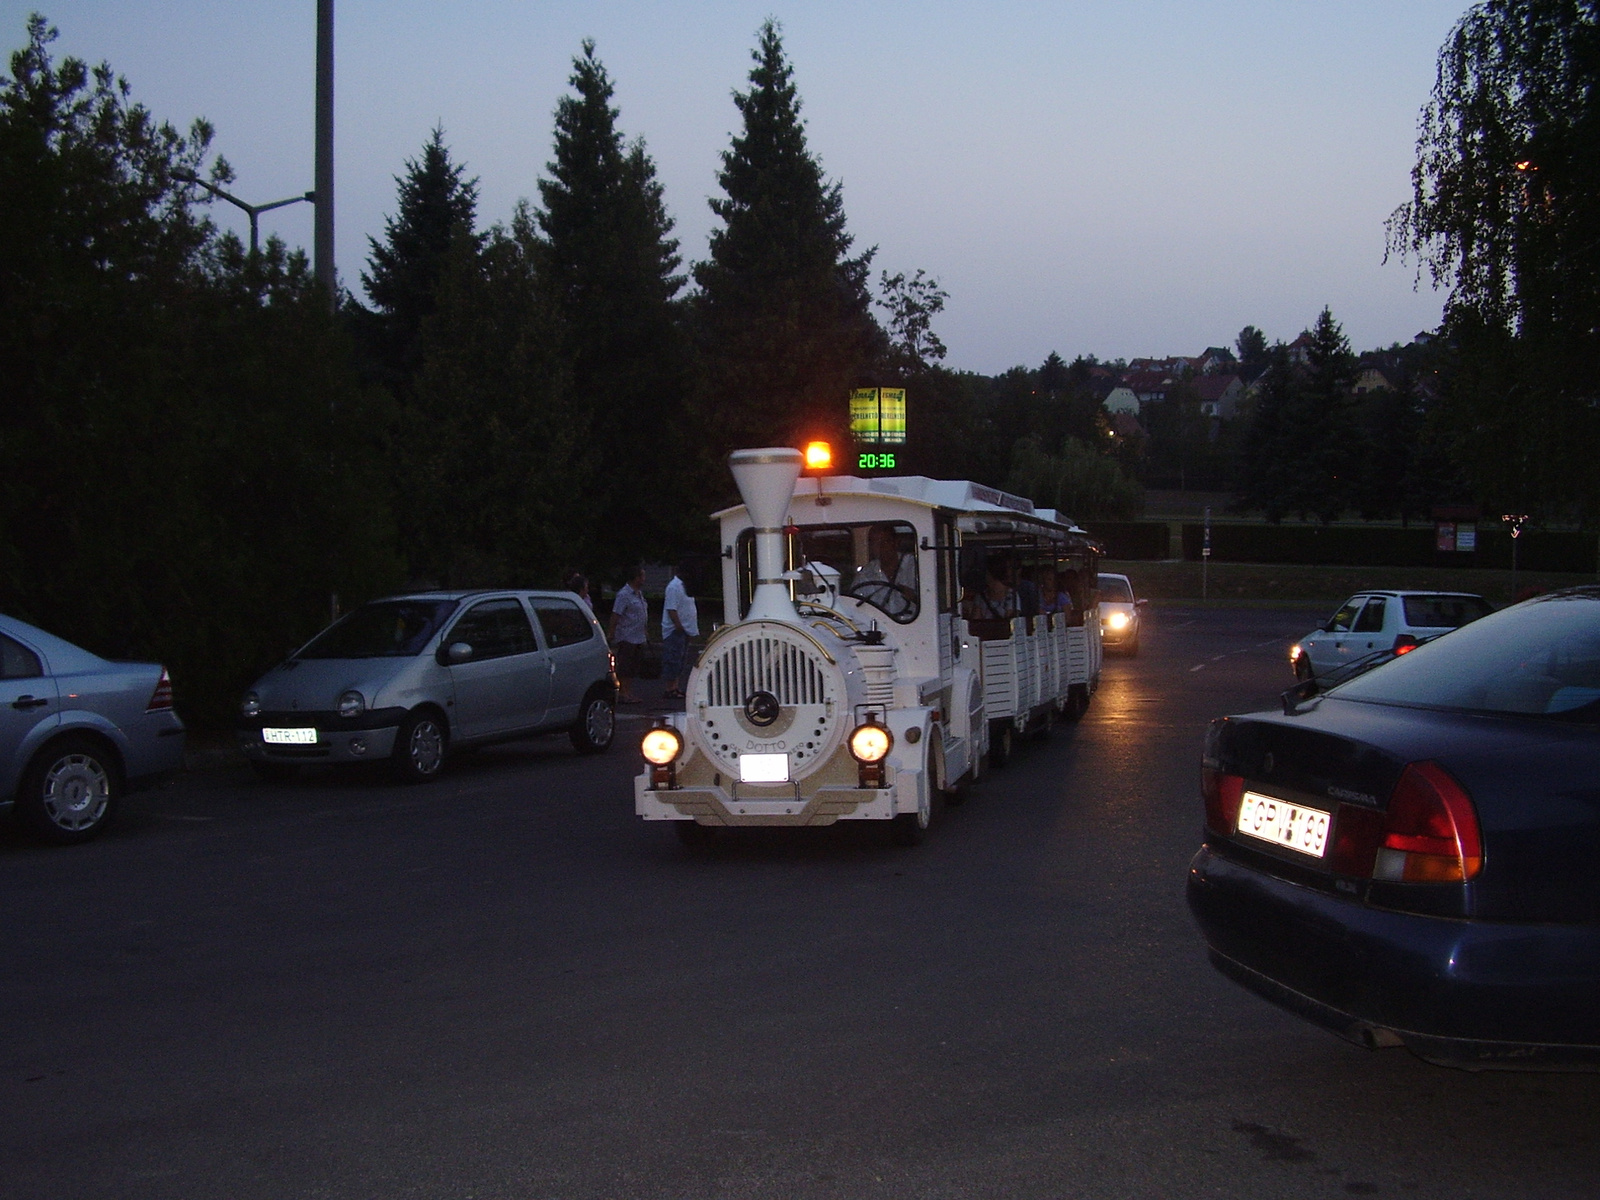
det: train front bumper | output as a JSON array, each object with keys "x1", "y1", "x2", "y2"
[{"x1": 636, "y1": 775, "x2": 900, "y2": 825}]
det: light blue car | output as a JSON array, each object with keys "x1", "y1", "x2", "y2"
[
  {"x1": 237, "y1": 590, "x2": 617, "y2": 783},
  {"x1": 0, "y1": 613, "x2": 186, "y2": 843}
]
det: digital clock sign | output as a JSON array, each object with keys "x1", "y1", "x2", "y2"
[{"x1": 858, "y1": 452, "x2": 897, "y2": 471}]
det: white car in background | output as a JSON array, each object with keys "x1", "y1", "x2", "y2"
[
  {"x1": 1097, "y1": 572, "x2": 1147, "y2": 656},
  {"x1": 1290, "y1": 590, "x2": 1493, "y2": 683}
]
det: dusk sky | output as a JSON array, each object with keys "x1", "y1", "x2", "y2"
[{"x1": 7, "y1": 2, "x2": 1473, "y2": 373}]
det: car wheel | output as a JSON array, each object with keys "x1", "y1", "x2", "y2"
[
  {"x1": 569, "y1": 686, "x2": 616, "y2": 754},
  {"x1": 1295, "y1": 657, "x2": 1314, "y2": 684},
  {"x1": 988, "y1": 719, "x2": 1013, "y2": 769},
  {"x1": 249, "y1": 759, "x2": 300, "y2": 784},
  {"x1": 17, "y1": 736, "x2": 119, "y2": 844},
  {"x1": 392, "y1": 711, "x2": 447, "y2": 783}
]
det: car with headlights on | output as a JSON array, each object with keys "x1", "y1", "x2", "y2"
[
  {"x1": 1, "y1": 613, "x2": 185, "y2": 843},
  {"x1": 1289, "y1": 590, "x2": 1490, "y2": 683},
  {"x1": 1189, "y1": 588, "x2": 1600, "y2": 1070},
  {"x1": 1097, "y1": 572, "x2": 1146, "y2": 655},
  {"x1": 238, "y1": 591, "x2": 616, "y2": 783}
]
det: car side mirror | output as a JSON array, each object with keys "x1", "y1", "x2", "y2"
[
  {"x1": 1135, "y1": 598, "x2": 1149, "y2": 607},
  {"x1": 438, "y1": 641, "x2": 473, "y2": 665}
]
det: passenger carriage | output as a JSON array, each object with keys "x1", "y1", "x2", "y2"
[{"x1": 637, "y1": 447, "x2": 1102, "y2": 844}]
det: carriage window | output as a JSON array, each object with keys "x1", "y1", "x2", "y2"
[{"x1": 736, "y1": 522, "x2": 921, "y2": 624}]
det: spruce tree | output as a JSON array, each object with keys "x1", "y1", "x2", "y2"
[
  {"x1": 692, "y1": 20, "x2": 880, "y2": 462},
  {"x1": 360, "y1": 127, "x2": 480, "y2": 393},
  {"x1": 537, "y1": 41, "x2": 687, "y2": 574},
  {"x1": 1296, "y1": 307, "x2": 1357, "y2": 521}
]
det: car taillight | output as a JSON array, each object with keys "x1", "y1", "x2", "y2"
[
  {"x1": 1319, "y1": 760, "x2": 1482, "y2": 882},
  {"x1": 1373, "y1": 761, "x2": 1482, "y2": 882},
  {"x1": 147, "y1": 668, "x2": 174, "y2": 711},
  {"x1": 1202, "y1": 767, "x2": 1245, "y2": 837},
  {"x1": 1393, "y1": 633, "x2": 1419, "y2": 654}
]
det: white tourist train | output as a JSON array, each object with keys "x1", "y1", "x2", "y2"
[{"x1": 637, "y1": 446, "x2": 1103, "y2": 844}]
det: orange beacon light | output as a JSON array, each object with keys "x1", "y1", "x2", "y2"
[{"x1": 803, "y1": 441, "x2": 833, "y2": 471}]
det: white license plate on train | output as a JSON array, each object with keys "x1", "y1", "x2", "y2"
[
  {"x1": 739, "y1": 753, "x2": 790, "y2": 783},
  {"x1": 262, "y1": 727, "x2": 318, "y2": 745},
  {"x1": 1236, "y1": 791, "x2": 1330, "y2": 858}
]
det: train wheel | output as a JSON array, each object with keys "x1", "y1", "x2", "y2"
[{"x1": 988, "y1": 719, "x2": 1013, "y2": 769}]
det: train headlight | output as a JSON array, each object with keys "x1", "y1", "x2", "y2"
[
  {"x1": 848, "y1": 719, "x2": 893, "y2": 764},
  {"x1": 641, "y1": 726, "x2": 683, "y2": 766}
]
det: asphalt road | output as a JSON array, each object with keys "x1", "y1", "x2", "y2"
[{"x1": 3, "y1": 606, "x2": 1598, "y2": 1199}]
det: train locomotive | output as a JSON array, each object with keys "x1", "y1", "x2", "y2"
[{"x1": 637, "y1": 446, "x2": 1102, "y2": 844}]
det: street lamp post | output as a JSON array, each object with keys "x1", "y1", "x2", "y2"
[{"x1": 172, "y1": 171, "x2": 314, "y2": 256}]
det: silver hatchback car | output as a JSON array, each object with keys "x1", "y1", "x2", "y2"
[{"x1": 238, "y1": 591, "x2": 616, "y2": 782}]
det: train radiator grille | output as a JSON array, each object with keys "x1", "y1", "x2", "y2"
[{"x1": 704, "y1": 636, "x2": 830, "y2": 708}]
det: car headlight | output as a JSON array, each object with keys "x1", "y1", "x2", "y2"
[
  {"x1": 848, "y1": 720, "x2": 893, "y2": 763},
  {"x1": 1107, "y1": 611, "x2": 1131, "y2": 631},
  {"x1": 1289, "y1": 643, "x2": 1303, "y2": 663},
  {"x1": 641, "y1": 726, "x2": 683, "y2": 765},
  {"x1": 337, "y1": 689, "x2": 366, "y2": 719},
  {"x1": 241, "y1": 691, "x2": 261, "y2": 718}
]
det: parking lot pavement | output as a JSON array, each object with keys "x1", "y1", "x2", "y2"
[{"x1": 3, "y1": 606, "x2": 1598, "y2": 1200}]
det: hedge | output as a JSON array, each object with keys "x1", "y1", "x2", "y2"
[
  {"x1": 1083, "y1": 521, "x2": 1170, "y2": 560},
  {"x1": 1178, "y1": 523, "x2": 1598, "y2": 572}
]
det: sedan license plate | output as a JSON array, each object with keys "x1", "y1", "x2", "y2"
[
  {"x1": 262, "y1": 727, "x2": 318, "y2": 746},
  {"x1": 739, "y1": 753, "x2": 790, "y2": 784},
  {"x1": 1236, "y1": 791, "x2": 1330, "y2": 858}
]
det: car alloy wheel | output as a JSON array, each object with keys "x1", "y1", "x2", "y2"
[
  {"x1": 393, "y1": 713, "x2": 446, "y2": 783},
  {"x1": 570, "y1": 687, "x2": 616, "y2": 754},
  {"x1": 19, "y1": 736, "x2": 119, "y2": 843}
]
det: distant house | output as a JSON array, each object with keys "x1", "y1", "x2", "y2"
[
  {"x1": 1194, "y1": 374, "x2": 1243, "y2": 419},
  {"x1": 1198, "y1": 346, "x2": 1237, "y2": 374},
  {"x1": 1123, "y1": 370, "x2": 1172, "y2": 407},
  {"x1": 1352, "y1": 366, "x2": 1393, "y2": 395},
  {"x1": 1287, "y1": 332, "x2": 1314, "y2": 366},
  {"x1": 1104, "y1": 386, "x2": 1140, "y2": 415}
]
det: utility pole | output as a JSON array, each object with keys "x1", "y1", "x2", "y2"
[{"x1": 314, "y1": 0, "x2": 335, "y2": 309}]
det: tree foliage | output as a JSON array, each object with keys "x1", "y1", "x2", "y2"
[
  {"x1": 359, "y1": 126, "x2": 481, "y2": 391},
  {"x1": 0, "y1": 17, "x2": 398, "y2": 723},
  {"x1": 691, "y1": 20, "x2": 881, "y2": 465},
  {"x1": 1006, "y1": 435, "x2": 1143, "y2": 521},
  {"x1": 537, "y1": 41, "x2": 689, "y2": 576},
  {"x1": 1385, "y1": 1, "x2": 1600, "y2": 522}
]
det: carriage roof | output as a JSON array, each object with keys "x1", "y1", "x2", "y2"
[{"x1": 712, "y1": 473, "x2": 1096, "y2": 543}]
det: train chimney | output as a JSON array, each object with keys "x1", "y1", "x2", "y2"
[{"x1": 729, "y1": 447, "x2": 803, "y2": 622}]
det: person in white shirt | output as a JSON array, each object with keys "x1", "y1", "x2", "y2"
[
  {"x1": 607, "y1": 566, "x2": 648, "y2": 704},
  {"x1": 660, "y1": 563, "x2": 699, "y2": 699},
  {"x1": 851, "y1": 523, "x2": 919, "y2": 619}
]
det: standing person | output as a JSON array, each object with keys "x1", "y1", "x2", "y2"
[
  {"x1": 563, "y1": 571, "x2": 591, "y2": 607},
  {"x1": 660, "y1": 561, "x2": 699, "y2": 701},
  {"x1": 607, "y1": 566, "x2": 648, "y2": 704}
]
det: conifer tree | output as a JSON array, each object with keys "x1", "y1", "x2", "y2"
[
  {"x1": 537, "y1": 41, "x2": 687, "y2": 574},
  {"x1": 692, "y1": 20, "x2": 880, "y2": 462},
  {"x1": 360, "y1": 127, "x2": 480, "y2": 392}
]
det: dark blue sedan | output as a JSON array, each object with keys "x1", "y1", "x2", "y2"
[{"x1": 1188, "y1": 588, "x2": 1600, "y2": 1070}]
